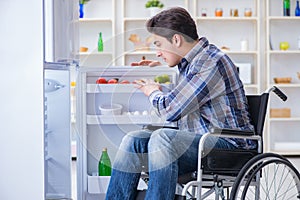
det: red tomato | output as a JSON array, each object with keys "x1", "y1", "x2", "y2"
[
  {"x1": 96, "y1": 78, "x2": 107, "y2": 84},
  {"x1": 107, "y1": 79, "x2": 118, "y2": 84}
]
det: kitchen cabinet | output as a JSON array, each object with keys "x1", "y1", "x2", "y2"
[
  {"x1": 265, "y1": 0, "x2": 300, "y2": 155},
  {"x1": 77, "y1": 0, "x2": 116, "y2": 67},
  {"x1": 76, "y1": 66, "x2": 177, "y2": 199},
  {"x1": 193, "y1": 0, "x2": 261, "y2": 95}
]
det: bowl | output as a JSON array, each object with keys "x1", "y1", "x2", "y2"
[
  {"x1": 99, "y1": 104, "x2": 122, "y2": 115},
  {"x1": 80, "y1": 47, "x2": 88, "y2": 52}
]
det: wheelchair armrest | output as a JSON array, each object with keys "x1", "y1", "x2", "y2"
[
  {"x1": 143, "y1": 124, "x2": 179, "y2": 131},
  {"x1": 209, "y1": 127, "x2": 255, "y2": 137}
]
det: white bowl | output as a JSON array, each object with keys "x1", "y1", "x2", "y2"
[{"x1": 99, "y1": 104, "x2": 122, "y2": 115}]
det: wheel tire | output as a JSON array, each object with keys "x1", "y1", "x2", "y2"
[{"x1": 230, "y1": 153, "x2": 300, "y2": 200}]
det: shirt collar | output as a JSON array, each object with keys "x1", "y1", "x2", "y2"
[{"x1": 177, "y1": 37, "x2": 209, "y2": 72}]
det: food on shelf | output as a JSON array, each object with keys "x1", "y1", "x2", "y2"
[
  {"x1": 107, "y1": 78, "x2": 118, "y2": 84},
  {"x1": 131, "y1": 60, "x2": 162, "y2": 67},
  {"x1": 154, "y1": 74, "x2": 170, "y2": 83},
  {"x1": 120, "y1": 80, "x2": 130, "y2": 84},
  {"x1": 270, "y1": 108, "x2": 291, "y2": 118},
  {"x1": 96, "y1": 77, "x2": 132, "y2": 84},
  {"x1": 96, "y1": 77, "x2": 107, "y2": 84},
  {"x1": 297, "y1": 72, "x2": 300, "y2": 80},
  {"x1": 279, "y1": 41, "x2": 290, "y2": 50},
  {"x1": 273, "y1": 77, "x2": 292, "y2": 84},
  {"x1": 221, "y1": 46, "x2": 230, "y2": 51},
  {"x1": 128, "y1": 34, "x2": 153, "y2": 51},
  {"x1": 79, "y1": 46, "x2": 88, "y2": 52}
]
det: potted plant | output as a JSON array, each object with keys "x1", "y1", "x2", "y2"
[
  {"x1": 79, "y1": 0, "x2": 90, "y2": 18},
  {"x1": 145, "y1": 0, "x2": 164, "y2": 16}
]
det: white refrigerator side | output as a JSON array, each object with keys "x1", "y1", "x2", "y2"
[{"x1": 0, "y1": 0, "x2": 44, "y2": 199}]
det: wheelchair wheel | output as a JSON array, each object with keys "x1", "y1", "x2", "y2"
[{"x1": 230, "y1": 153, "x2": 300, "y2": 200}]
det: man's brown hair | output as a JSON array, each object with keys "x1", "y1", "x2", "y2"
[{"x1": 146, "y1": 7, "x2": 199, "y2": 43}]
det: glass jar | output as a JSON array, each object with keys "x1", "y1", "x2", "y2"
[
  {"x1": 215, "y1": 8, "x2": 223, "y2": 17},
  {"x1": 230, "y1": 8, "x2": 239, "y2": 17},
  {"x1": 201, "y1": 8, "x2": 207, "y2": 17},
  {"x1": 244, "y1": 8, "x2": 252, "y2": 17}
]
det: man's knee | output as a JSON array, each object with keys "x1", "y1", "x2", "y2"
[{"x1": 148, "y1": 128, "x2": 177, "y2": 150}]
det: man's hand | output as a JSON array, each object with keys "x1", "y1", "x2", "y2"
[
  {"x1": 134, "y1": 79, "x2": 161, "y2": 96},
  {"x1": 131, "y1": 60, "x2": 162, "y2": 67}
]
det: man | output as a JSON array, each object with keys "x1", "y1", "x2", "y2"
[{"x1": 105, "y1": 7, "x2": 255, "y2": 200}]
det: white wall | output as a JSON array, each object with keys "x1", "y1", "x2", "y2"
[{"x1": 0, "y1": 0, "x2": 44, "y2": 199}]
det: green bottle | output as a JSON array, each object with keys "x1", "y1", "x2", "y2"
[
  {"x1": 98, "y1": 148, "x2": 111, "y2": 176},
  {"x1": 283, "y1": 0, "x2": 290, "y2": 16},
  {"x1": 98, "y1": 32, "x2": 103, "y2": 52}
]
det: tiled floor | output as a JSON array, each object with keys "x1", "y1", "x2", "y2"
[{"x1": 71, "y1": 157, "x2": 300, "y2": 200}]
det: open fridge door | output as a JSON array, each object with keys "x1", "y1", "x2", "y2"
[
  {"x1": 43, "y1": 0, "x2": 78, "y2": 199},
  {"x1": 44, "y1": 63, "x2": 73, "y2": 200}
]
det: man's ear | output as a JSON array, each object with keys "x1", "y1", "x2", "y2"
[{"x1": 172, "y1": 34, "x2": 182, "y2": 47}]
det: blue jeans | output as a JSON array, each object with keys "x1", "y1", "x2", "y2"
[{"x1": 105, "y1": 128, "x2": 236, "y2": 200}]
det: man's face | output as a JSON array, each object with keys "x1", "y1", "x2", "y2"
[{"x1": 152, "y1": 34, "x2": 182, "y2": 67}]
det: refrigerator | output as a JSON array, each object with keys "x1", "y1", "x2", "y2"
[
  {"x1": 76, "y1": 66, "x2": 177, "y2": 200},
  {"x1": 43, "y1": 1, "x2": 178, "y2": 200}
]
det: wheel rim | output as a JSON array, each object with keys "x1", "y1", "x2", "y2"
[{"x1": 233, "y1": 158, "x2": 300, "y2": 200}]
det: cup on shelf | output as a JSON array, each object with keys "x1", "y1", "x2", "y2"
[{"x1": 240, "y1": 39, "x2": 248, "y2": 51}]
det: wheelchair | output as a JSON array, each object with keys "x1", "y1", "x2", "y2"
[{"x1": 138, "y1": 86, "x2": 300, "y2": 200}]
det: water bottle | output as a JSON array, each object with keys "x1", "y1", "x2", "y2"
[
  {"x1": 283, "y1": 0, "x2": 290, "y2": 16},
  {"x1": 295, "y1": 0, "x2": 300, "y2": 16},
  {"x1": 98, "y1": 32, "x2": 103, "y2": 52},
  {"x1": 98, "y1": 148, "x2": 111, "y2": 176}
]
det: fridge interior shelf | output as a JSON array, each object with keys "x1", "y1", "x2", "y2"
[
  {"x1": 86, "y1": 114, "x2": 169, "y2": 125},
  {"x1": 87, "y1": 83, "x2": 174, "y2": 93},
  {"x1": 87, "y1": 176, "x2": 110, "y2": 194},
  {"x1": 87, "y1": 175, "x2": 148, "y2": 194}
]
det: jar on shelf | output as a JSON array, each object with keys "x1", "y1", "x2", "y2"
[
  {"x1": 215, "y1": 8, "x2": 223, "y2": 17},
  {"x1": 230, "y1": 8, "x2": 239, "y2": 17},
  {"x1": 201, "y1": 8, "x2": 207, "y2": 17},
  {"x1": 244, "y1": 8, "x2": 252, "y2": 17}
]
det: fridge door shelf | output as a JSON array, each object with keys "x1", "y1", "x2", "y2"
[
  {"x1": 87, "y1": 83, "x2": 174, "y2": 93},
  {"x1": 87, "y1": 175, "x2": 148, "y2": 194},
  {"x1": 87, "y1": 114, "x2": 170, "y2": 125},
  {"x1": 87, "y1": 176, "x2": 110, "y2": 194}
]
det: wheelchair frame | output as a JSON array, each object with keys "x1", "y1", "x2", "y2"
[{"x1": 177, "y1": 86, "x2": 300, "y2": 200}]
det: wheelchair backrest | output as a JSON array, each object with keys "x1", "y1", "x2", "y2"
[{"x1": 246, "y1": 93, "x2": 269, "y2": 137}]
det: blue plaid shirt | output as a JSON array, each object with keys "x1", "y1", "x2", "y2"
[{"x1": 149, "y1": 37, "x2": 255, "y2": 149}]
